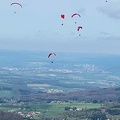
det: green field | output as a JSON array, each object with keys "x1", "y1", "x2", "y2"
[
  {"x1": 43, "y1": 102, "x2": 101, "y2": 116},
  {"x1": 21, "y1": 102, "x2": 101, "y2": 116},
  {"x1": 0, "y1": 90, "x2": 13, "y2": 97},
  {"x1": 0, "y1": 104, "x2": 19, "y2": 111},
  {"x1": 0, "y1": 102, "x2": 101, "y2": 119}
]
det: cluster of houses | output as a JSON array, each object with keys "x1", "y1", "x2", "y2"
[
  {"x1": 18, "y1": 111, "x2": 41, "y2": 119},
  {"x1": 44, "y1": 88, "x2": 64, "y2": 93},
  {"x1": 8, "y1": 109, "x2": 41, "y2": 119}
]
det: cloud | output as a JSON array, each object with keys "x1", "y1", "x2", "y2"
[
  {"x1": 78, "y1": 8, "x2": 86, "y2": 15},
  {"x1": 97, "y1": 1, "x2": 120, "y2": 19},
  {"x1": 99, "y1": 32, "x2": 111, "y2": 38},
  {"x1": 97, "y1": 32, "x2": 120, "y2": 41}
]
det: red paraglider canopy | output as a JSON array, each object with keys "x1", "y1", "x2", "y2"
[{"x1": 61, "y1": 14, "x2": 65, "y2": 19}]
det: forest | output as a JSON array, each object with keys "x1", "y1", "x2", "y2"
[{"x1": 17, "y1": 87, "x2": 120, "y2": 103}]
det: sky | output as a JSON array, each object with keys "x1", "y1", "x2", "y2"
[{"x1": 0, "y1": 0, "x2": 120, "y2": 54}]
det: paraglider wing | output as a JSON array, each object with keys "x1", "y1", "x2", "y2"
[
  {"x1": 53, "y1": 53, "x2": 56, "y2": 56},
  {"x1": 11, "y1": 2, "x2": 22, "y2": 8},
  {"x1": 48, "y1": 53, "x2": 56, "y2": 58},
  {"x1": 61, "y1": 14, "x2": 65, "y2": 19},
  {"x1": 48, "y1": 53, "x2": 52, "y2": 58},
  {"x1": 71, "y1": 13, "x2": 81, "y2": 18},
  {"x1": 77, "y1": 26, "x2": 82, "y2": 31}
]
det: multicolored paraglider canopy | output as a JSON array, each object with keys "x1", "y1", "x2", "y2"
[
  {"x1": 48, "y1": 53, "x2": 56, "y2": 58},
  {"x1": 77, "y1": 26, "x2": 82, "y2": 31}
]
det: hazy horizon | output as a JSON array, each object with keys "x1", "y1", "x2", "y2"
[{"x1": 0, "y1": 0, "x2": 120, "y2": 54}]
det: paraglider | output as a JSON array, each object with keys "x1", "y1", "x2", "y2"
[
  {"x1": 11, "y1": 2, "x2": 22, "y2": 14},
  {"x1": 48, "y1": 53, "x2": 56, "y2": 63},
  {"x1": 77, "y1": 26, "x2": 82, "y2": 36},
  {"x1": 71, "y1": 13, "x2": 81, "y2": 24},
  {"x1": 77, "y1": 26, "x2": 82, "y2": 31},
  {"x1": 61, "y1": 14, "x2": 65, "y2": 25}
]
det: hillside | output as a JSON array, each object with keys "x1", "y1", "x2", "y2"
[
  {"x1": 0, "y1": 111, "x2": 24, "y2": 120},
  {"x1": 19, "y1": 87, "x2": 120, "y2": 103}
]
